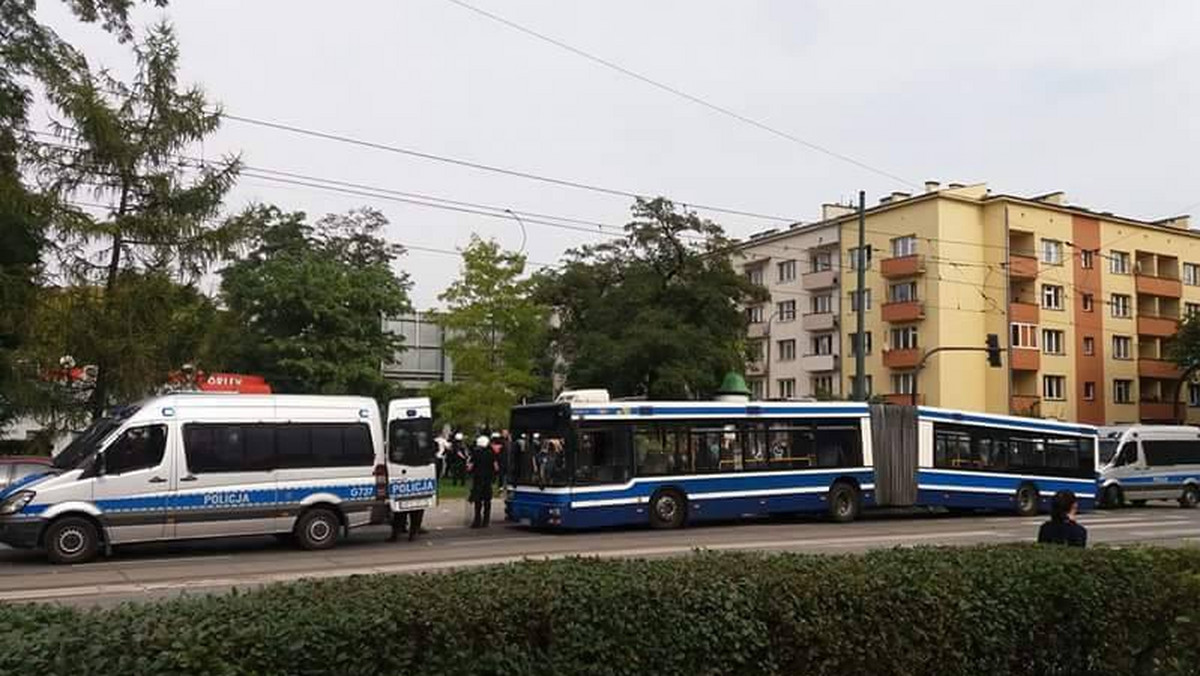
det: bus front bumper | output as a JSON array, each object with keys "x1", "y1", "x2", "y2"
[{"x1": 505, "y1": 492, "x2": 566, "y2": 527}]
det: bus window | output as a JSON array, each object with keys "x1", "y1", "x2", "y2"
[
  {"x1": 814, "y1": 423, "x2": 862, "y2": 468},
  {"x1": 576, "y1": 428, "x2": 630, "y2": 485}
]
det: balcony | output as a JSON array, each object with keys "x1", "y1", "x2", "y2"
[
  {"x1": 801, "y1": 312, "x2": 837, "y2": 332},
  {"x1": 882, "y1": 348, "x2": 922, "y2": 369},
  {"x1": 1010, "y1": 302, "x2": 1039, "y2": 324},
  {"x1": 1139, "y1": 400, "x2": 1178, "y2": 422},
  {"x1": 1008, "y1": 254, "x2": 1038, "y2": 280},
  {"x1": 880, "y1": 254, "x2": 925, "y2": 279},
  {"x1": 1139, "y1": 359, "x2": 1182, "y2": 380},
  {"x1": 882, "y1": 300, "x2": 925, "y2": 323},
  {"x1": 1011, "y1": 394, "x2": 1041, "y2": 415},
  {"x1": 801, "y1": 353, "x2": 838, "y2": 373},
  {"x1": 1137, "y1": 314, "x2": 1179, "y2": 338},
  {"x1": 884, "y1": 393, "x2": 923, "y2": 406},
  {"x1": 1135, "y1": 273, "x2": 1182, "y2": 298},
  {"x1": 802, "y1": 269, "x2": 838, "y2": 291},
  {"x1": 1011, "y1": 349, "x2": 1040, "y2": 372}
]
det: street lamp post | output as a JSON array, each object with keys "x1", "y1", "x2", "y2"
[{"x1": 761, "y1": 309, "x2": 780, "y2": 400}]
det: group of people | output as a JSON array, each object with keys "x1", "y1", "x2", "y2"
[{"x1": 434, "y1": 430, "x2": 509, "y2": 491}]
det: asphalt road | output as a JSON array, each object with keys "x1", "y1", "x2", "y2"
[{"x1": 2, "y1": 501, "x2": 1199, "y2": 607}]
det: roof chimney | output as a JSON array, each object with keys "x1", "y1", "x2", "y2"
[
  {"x1": 891, "y1": 191, "x2": 911, "y2": 202},
  {"x1": 924, "y1": 181, "x2": 940, "y2": 193},
  {"x1": 1033, "y1": 191, "x2": 1067, "y2": 205},
  {"x1": 821, "y1": 203, "x2": 856, "y2": 220},
  {"x1": 948, "y1": 182, "x2": 965, "y2": 189},
  {"x1": 1158, "y1": 216, "x2": 1192, "y2": 229}
]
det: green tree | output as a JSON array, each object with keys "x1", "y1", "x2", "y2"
[
  {"x1": 537, "y1": 198, "x2": 767, "y2": 400},
  {"x1": 26, "y1": 22, "x2": 241, "y2": 419},
  {"x1": 219, "y1": 206, "x2": 413, "y2": 398},
  {"x1": 430, "y1": 237, "x2": 548, "y2": 429},
  {"x1": 1165, "y1": 313, "x2": 1200, "y2": 423},
  {"x1": 0, "y1": 0, "x2": 166, "y2": 426}
]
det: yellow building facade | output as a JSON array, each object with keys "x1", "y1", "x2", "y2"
[{"x1": 738, "y1": 182, "x2": 1199, "y2": 425}]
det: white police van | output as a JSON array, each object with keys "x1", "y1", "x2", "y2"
[
  {"x1": 1097, "y1": 425, "x2": 1200, "y2": 509},
  {"x1": 0, "y1": 394, "x2": 437, "y2": 563}
]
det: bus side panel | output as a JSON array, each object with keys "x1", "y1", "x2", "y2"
[{"x1": 916, "y1": 470, "x2": 1097, "y2": 512}]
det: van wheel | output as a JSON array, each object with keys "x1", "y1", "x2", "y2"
[
  {"x1": 1015, "y1": 483, "x2": 1039, "y2": 517},
  {"x1": 45, "y1": 517, "x2": 100, "y2": 565},
  {"x1": 1180, "y1": 486, "x2": 1199, "y2": 509},
  {"x1": 828, "y1": 482, "x2": 860, "y2": 523},
  {"x1": 1102, "y1": 484, "x2": 1124, "y2": 509},
  {"x1": 649, "y1": 490, "x2": 686, "y2": 529},
  {"x1": 294, "y1": 508, "x2": 340, "y2": 550}
]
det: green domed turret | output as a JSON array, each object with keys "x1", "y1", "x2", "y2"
[{"x1": 715, "y1": 372, "x2": 752, "y2": 402}]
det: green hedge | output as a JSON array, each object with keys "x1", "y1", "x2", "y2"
[{"x1": 1, "y1": 546, "x2": 1198, "y2": 675}]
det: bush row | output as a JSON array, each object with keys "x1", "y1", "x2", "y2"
[{"x1": 0, "y1": 546, "x2": 1198, "y2": 675}]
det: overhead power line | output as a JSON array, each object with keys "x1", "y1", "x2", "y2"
[{"x1": 444, "y1": 0, "x2": 918, "y2": 189}]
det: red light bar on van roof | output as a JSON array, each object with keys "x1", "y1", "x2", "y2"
[{"x1": 195, "y1": 373, "x2": 272, "y2": 394}]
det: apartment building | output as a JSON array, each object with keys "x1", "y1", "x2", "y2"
[
  {"x1": 736, "y1": 182, "x2": 1199, "y2": 425},
  {"x1": 738, "y1": 217, "x2": 842, "y2": 400}
]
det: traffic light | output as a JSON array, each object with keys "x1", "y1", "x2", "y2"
[{"x1": 986, "y1": 333, "x2": 1002, "y2": 367}]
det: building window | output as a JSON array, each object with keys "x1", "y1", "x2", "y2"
[
  {"x1": 849, "y1": 288, "x2": 872, "y2": 312},
  {"x1": 1111, "y1": 294, "x2": 1131, "y2": 318},
  {"x1": 1188, "y1": 302, "x2": 1200, "y2": 317},
  {"x1": 890, "y1": 326, "x2": 919, "y2": 350},
  {"x1": 889, "y1": 281, "x2": 918, "y2": 303},
  {"x1": 777, "y1": 260, "x2": 797, "y2": 283},
  {"x1": 811, "y1": 294, "x2": 833, "y2": 314},
  {"x1": 1112, "y1": 335, "x2": 1132, "y2": 360},
  {"x1": 1042, "y1": 329, "x2": 1065, "y2": 355},
  {"x1": 811, "y1": 334, "x2": 833, "y2": 356},
  {"x1": 748, "y1": 379, "x2": 764, "y2": 400},
  {"x1": 891, "y1": 372, "x2": 916, "y2": 395},
  {"x1": 1080, "y1": 250, "x2": 1095, "y2": 269},
  {"x1": 777, "y1": 339, "x2": 796, "y2": 362},
  {"x1": 777, "y1": 378, "x2": 796, "y2": 399},
  {"x1": 1042, "y1": 239, "x2": 1063, "y2": 265},
  {"x1": 1113, "y1": 379, "x2": 1133, "y2": 404},
  {"x1": 810, "y1": 251, "x2": 832, "y2": 273},
  {"x1": 1011, "y1": 323, "x2": 1039, "y2": 349},
  {"x1": 1110, "y1": 251, "x2": 1131, "y2": 274},
  {"x1": 848, "y1": 374, "x2": 873, "y2": 397},
  {"x1": 849, "y1": 331, "x2": 873, "y2": 357},
  {"x1": 1084, "y1": 382, "x2": 1096, "y2": 401},
  {"x1": 1083, "y1": 335, "x2": 1095, "y2": 356},
  {"x1": 1043, "y1": 375, "x2": 1066, "y2": 401},
  {"x1": 849, "y1": 246, "x2": 872, "y2": 270},
  {"x1": 811, "y1": 376, "x2": 834, "y2": 396},
  {"x1": 747, "y1": 306, "x2": 764, "y2": 324},
  {"x1": 1190, "y1": 383, "x2": 1200, "y2": 407},
  {"x1": 891, "y1": 235, "x2": 918, "y2": 258},
  {"x1": 1186, "y1": 263, "x2": 1200, "y2": 286},
  {"x1": 749, "y1": 340, "x2": 765, "y2": 363},
  {"x1": 1042, "y1": 284, "x2": 1064, "y2": 310},
  {"x1": 745, "y1": 267, "x2": 764, "y2": 286},
  {"x1": 1082, "y1": 293, "x2": 1094, "y2": 312},
  {"x1": 778, "y1": 300, "x2": 797, "y2": 322}
]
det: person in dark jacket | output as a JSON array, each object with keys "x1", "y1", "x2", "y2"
[
  {"x1": 468, "y1": 434, "x2": 497, "y2": 528},
  {"x1": 386, "y1": 508, "x2": 424, "y2": 542},
  {"x1": 1037, "y1": 490, "x2": 1087, "y2": 547}
]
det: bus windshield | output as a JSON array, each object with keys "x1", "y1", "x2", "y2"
[{"x1": 510, "y1": 404, "x2": 570, "y2": 487}]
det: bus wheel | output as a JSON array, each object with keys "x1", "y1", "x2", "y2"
[
  {"x1": 1101, "y1": 484, "x2": 1124, "y2": 509},
  {"x1": 827, "y1": 482, "x2": 860, "y2": 523},
  {"x1": 1180, "y1": 485, "x2": 1199, "y2": 509},
  {"x1": 45, "y1": 516, "x2": 100, "y2": 565},
  {"x1": 1015, "y1": 483, "x2": 1039, "y2": 517},
  {"x1": 649, "y1": 490, "x2": 687, "y2": 529},
  {"x1": 295, "y1": 508, "x2": 340, "y2": 550}
]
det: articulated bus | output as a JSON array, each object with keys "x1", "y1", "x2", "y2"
[{"x1": 504, "y1": 394, "x2": 1097, "y2": 530}]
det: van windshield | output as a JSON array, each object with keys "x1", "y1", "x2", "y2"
[
  {"x1": 52, "y1": 418, "x2": 121, "y2": 471},
  {"x1": 1098, "y1": 440, "x2": 1120, "y2": 465}
]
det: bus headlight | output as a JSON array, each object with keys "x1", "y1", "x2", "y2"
[{"x1": 0, "y1": 491, "x2": 35, "y2": 515}]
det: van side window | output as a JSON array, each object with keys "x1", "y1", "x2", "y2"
[
  {"x1": 184, "y1": 423, "x2": 373, "y2": 473},
  {"x1": 278, "y1": 424, "x2": 374, "y2": 469},
  {"x1": 184, "y1": 425, "x2": 274, "y2": 473},
  {"x1": 1114, "y1": 443, "x2": 1137, "y2": 467},
  {"x1": 105, "y1": 425, "x2": 168, "y2": 475}
]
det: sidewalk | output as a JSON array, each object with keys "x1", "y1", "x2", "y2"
[{"x1": 424, "y1": 497, "x2": 493, "y2": 530}]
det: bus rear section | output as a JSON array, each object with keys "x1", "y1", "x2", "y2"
[
  {"x1": 505, "y1": 400, "x2": 875, "y2": 530},
  {"x1": 871, "y1": 405, "x2": 1098, "y2": 515}
]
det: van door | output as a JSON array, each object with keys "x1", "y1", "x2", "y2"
[
  {"x1": 386, "y1": 398, "x2": 437, "y2": 513},
  {"x1": 171, "y1": 424, "x2": 279, "y2": 539},
  {"x1": 92, "y1": 423, "x2": 172, "y2": 544}
]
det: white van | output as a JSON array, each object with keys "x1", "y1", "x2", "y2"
[
  {"x1": 1097, "y1": 425, "x2": 1200, "y2": 509},
  {"x1": 0, "y1": 394, "x2": 437, "y2": 563}
]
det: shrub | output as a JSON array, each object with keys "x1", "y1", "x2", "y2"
[{"x1": 0, "y1": 546, "x2": 1197, "y2": 675}]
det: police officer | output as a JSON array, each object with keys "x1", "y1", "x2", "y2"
[
  {"x1": 386, "y1": 507, "x2": 424, "y2": 542},
  {"x1": 468, "y1": 434, "x2": 496, "y2": 528}
]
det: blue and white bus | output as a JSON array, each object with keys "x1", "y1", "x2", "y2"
[{"x1": 504, "y1": 393, "x2": 1097, "y2": 530}]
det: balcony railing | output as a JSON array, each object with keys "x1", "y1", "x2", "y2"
[
  {"x1": 1139, "y1": 400, "x2": 1178, "y2": 422},
  {"x1": 880, "y1": 254, "x2": 925, "y2": 279},
  {"x1": 1008, "y1": 254, "x2": 1038, "y2": 279},
  {"x1": 882, "y1": 348, "x2": 921, "y2": 369},
  {"x1": 1011, "y1": 349, "x2": 1040, "y2": 371},
  {"x1": 1138, "y1": 358, "x2": 1182, "y2": 380},
  {"x1": 1137, "y1": 314, "x2": 1179, "y2": 338},
  {"x1": 1011, "y1": 394, "x2": 1041, "y2": 415},
  {"x1": 1135, "y1": 272, "x2": 1182, "y2": 298},
  {"x1": 1009, "y1": 302, "x2": 1039, "y2": 324},
  {"x1": 801, "y1": 312, "x2": 838, "y2": 332},
  {"x1": 802, "y1": 269, "x2": 838, "y2": 291},
  {"x1": 801, "y1": 353, "x2": 838, "y2": 373},
  {"x1": 882, "y1": 300, "x2": 925, "y2": 323},
  {"x1": 884, "y1": 393, "x2": 923, "y2": 406}
]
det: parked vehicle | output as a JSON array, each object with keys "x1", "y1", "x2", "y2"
[
  {"x1": 1097, "y1": 425, "x2": 1200, "y2": 509},
  {"x1": 0, "y1": 394, "x2": 436, "y2": 564},
  {"x1": 0, "y1": 456, "x2": 53, "y2": 492}
]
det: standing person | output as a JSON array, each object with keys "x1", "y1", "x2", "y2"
[
  {"x1": 1037, "y1": 490, "x2": 1087, "y2": 547},
  {"x1": 468, "y1": 434, "x2": 497, "y2": 528},
  {"x1": 492, "y1": 432, "x2": 508, "y2": 488},
  {"x1": 433, "y1": 433, "x2": 449, "y2": 480},
  {"x1": 386, "y1": 508, "x2": 424, "y2": 542},
  {"x1": 451, "y1": 432, "x2": 468, "y2": 486}
]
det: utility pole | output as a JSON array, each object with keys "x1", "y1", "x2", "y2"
[{"x1": 853, "y1": 190, "x2": 867, "y2": 401}]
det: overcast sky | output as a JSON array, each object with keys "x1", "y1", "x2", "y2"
[{"x1": 37, "y1": 0, "x2": 1200, "y2": 308}]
